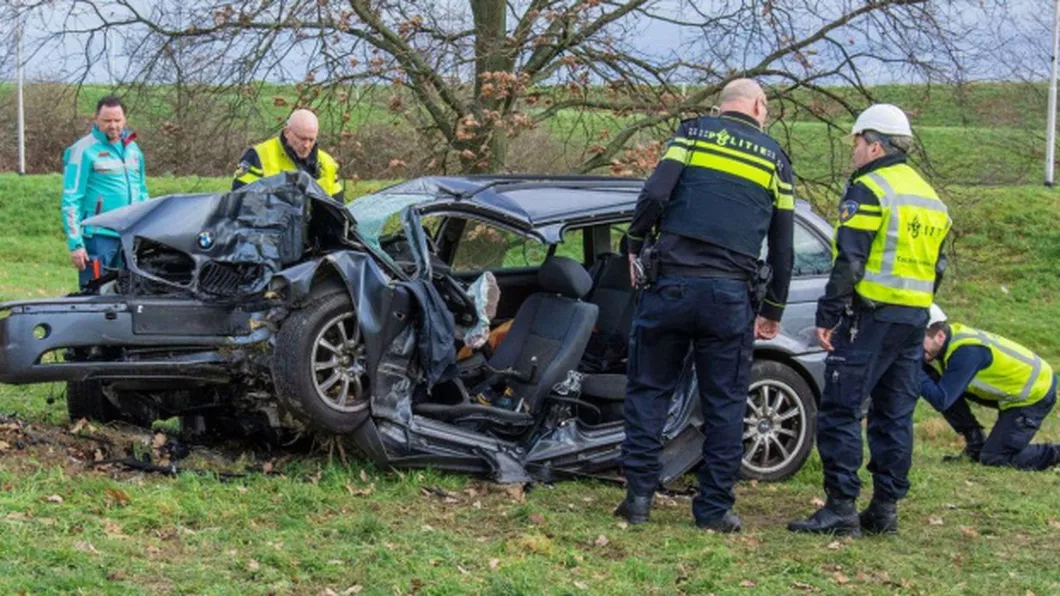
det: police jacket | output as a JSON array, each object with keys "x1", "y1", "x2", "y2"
[
  {"x1": 232, "y1": 134, "x2": 343, "y2": 200},
  {"x1": 61, "y1": 126, "x2": 149, "y2": 251},
  {"x1": 816, "y1": 153, "x2": 951, "y2": 329},
  {"x1": 626, "y1": 111, "x2": 796, "y2": 321},
  {"x1": 921, "y1": 324, "x2": 1056, "y2": 411}
]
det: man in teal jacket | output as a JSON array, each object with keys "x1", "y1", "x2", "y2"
[{"x1": 61, "y1": 96, "x2": 149, "y2": 288}]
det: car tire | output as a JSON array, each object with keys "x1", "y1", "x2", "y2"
[
  {"x1": 272, "y1": 290, "x2": 371, "y2": 434},
  {"x1": 66, "y1": 380, "x2": 124, "y2": 424},
  {"x1": 741, "y1": 360, "x2": 817, "y2": 482}
]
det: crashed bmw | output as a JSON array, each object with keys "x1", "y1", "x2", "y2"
[{"x1": 0, "y1": 172, "x2": 834, "y2": 484}]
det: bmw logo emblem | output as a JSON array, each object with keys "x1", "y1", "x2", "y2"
[{"x1": 197, "y1": 232, "x2": 214, "y2": 249}]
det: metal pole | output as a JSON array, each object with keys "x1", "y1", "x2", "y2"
[
  {"x1": 15, "y1": 2, "x2": 26, "y2": 173},
  {"x1": 1046, "y1": 0, "x2": 1060, "y2": 186}
]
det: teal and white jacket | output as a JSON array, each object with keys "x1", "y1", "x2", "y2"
[{"x1": 61, "y1": 126, "x2": 149, "y2": 250}]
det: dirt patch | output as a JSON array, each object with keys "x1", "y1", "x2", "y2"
[{"x1": 0, "y1": 414, "x2": 286, "y2": 479}]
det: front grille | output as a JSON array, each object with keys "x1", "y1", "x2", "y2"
[{"x1": 198, "y1": 261, "x2": 265, "y2": 296}]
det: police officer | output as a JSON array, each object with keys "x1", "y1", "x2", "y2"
[
  {"x1": 614, "y1": 79, "x2": 795, "y2": 532},
  {"x1": 789, "y1": 104, "x2": 951, "y2": 537},
  {"x1": 921, "y1": 304, "x2": 1059, "y2": 469},
  {"x1": 232, "y1": 109, "x2": 344, "y2": 200},
  {"x1": 61, "y1": 96, "x2": 149, "y2": 289}
]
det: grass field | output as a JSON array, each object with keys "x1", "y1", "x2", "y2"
[{"x1": 1, "y1": 173, "x2": 1059, "y2": 594}]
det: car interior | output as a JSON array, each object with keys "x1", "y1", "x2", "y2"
[{"x1": 371, "y1": 210, "x2": 642, "y2": 436}]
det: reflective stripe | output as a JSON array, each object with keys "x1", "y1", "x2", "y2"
[
  {"x1": 687, "y1": 149, "x2": 772, "y2": 189},
  {"x1": 861, "y1": 271, "x2": 934, "y2": 293},
  {"x1": 663, "y1": 145, "x2": 689, "y2": 163},
  {"x1": 865, "y1": 172, "x2": 948, "y2": 279},
  {"x1": 952, "y1": 330, "x2": 1044, "y2": 402}
]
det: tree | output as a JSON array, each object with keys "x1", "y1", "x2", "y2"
[{"x1": 13, "y1": 0, "x2": 1010, "y2": 182}]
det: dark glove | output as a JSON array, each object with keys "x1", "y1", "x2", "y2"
[{"x1": 942, "y1": 428, "x2": 985, "y2": 463}]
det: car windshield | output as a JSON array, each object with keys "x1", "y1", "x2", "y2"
[{"x1": 346, "y1": 179, "x2": 442, "y2": 256}]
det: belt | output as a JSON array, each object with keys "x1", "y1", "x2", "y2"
[{"x1": 658, "y1": 263, "x2": 749, "y2": 280}]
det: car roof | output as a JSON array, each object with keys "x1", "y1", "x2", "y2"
[{"x1": 424, "y1": 175, "x2": 643, "y2": 226}]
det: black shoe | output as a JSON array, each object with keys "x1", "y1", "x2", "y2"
[
  {"x1": 859, "y1": 499, "x2": 898, "y2": 535},
  {"x1": 696, "y1": 511, "x2": 742, "y2": 533},
  {"x1": 614, "y1": 491, "x2": 653, "y2": 525},
  {"x1": 787, "y1": 497, "x2": 861, "y2": 537}
]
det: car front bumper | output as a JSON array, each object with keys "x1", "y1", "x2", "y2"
[{"x1": 0, "y1": 296, "x2": 271, "y2": 384}]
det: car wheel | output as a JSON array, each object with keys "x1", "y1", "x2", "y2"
[
  {"x1": 272, "y1": 290, "x2": 370, "y2": 434},
  {"x1": 66, "y1": 380, "x2": 124, "y2": 424},
  {"x1": 741, "y1": 360, "x2": 816, "y2": 482}
]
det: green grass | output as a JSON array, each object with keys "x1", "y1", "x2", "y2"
[{"x1": 1, "y1": 173, "x2": 1059, "y2": 593}]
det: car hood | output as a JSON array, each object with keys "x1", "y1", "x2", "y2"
[{"x1": 84, "y1": 172, "x2": 356, "y2": 298}]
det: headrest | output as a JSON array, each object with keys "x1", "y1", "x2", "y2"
[{"x1": 538, "y1": 256, "x2": 592, "y2": 299}]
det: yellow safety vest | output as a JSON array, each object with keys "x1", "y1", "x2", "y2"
[
  {"x1": 235, "y1": 136, "x2": 343, "y2": 197},
  {"x1": 931, "y1": 323, "x2": 1056, "y2": 409},
  {"x1": 839, "y1": 162, "x2": 951, "y2": 307}
]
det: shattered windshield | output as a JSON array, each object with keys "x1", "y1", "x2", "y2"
[{"x1": 346, "y1": 179, "x2": 442, "y2": 256}]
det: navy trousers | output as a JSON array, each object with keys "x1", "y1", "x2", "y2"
[
  {"x1": 621, "y1": 276, "x2": 754, "y2": 523},
  {"x1": 817, "y1": 309, "x2": 925, "y2": 502}
]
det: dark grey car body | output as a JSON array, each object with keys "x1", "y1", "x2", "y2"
[{"x1": 0, "y1": 173, "x2": 832, "y2": 484}]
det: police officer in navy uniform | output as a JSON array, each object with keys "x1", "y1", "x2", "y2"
[
  {"x1": 614, "y1": 79, "x2": 796, "y2": 532},
  {"x1": 789, "y1": 104, "x2": 952, "y2": 536}
]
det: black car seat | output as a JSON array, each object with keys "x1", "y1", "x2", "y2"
[
  {"x1": 414, "y1": 256, "x2": 598, "y2": 423},
  {"x1": 581, "y1": 234, "x2": 638, "y2": 373}
]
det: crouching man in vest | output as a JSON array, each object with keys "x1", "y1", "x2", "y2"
[
  {"x1": 232, "y1": 109, "x2": 344, "y2": 200},
  {"x1": 921, "y1": 304, "x2": 1059, "y2": 470}
]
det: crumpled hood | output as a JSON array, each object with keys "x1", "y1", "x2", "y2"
[{"x1": 84, "y1": 172, "x2": 355, "y2": 299}]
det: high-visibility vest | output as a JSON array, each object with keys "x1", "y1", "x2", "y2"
[
  {"x1": 842, "y1": 162, "x2": 951, "y2": 307},
  {"x1": 931, "y1": 323, "x2": 1055, "y2": 409},
  {"x1": 239, "y1": 136, "x2": 342, "y2": 197}
]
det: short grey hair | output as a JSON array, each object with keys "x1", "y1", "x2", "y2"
[{"x1": 861, "y1": 130, "x2": 913, "y2": 155}]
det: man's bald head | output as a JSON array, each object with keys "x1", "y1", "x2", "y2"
[
  {"x1": 284, "y1": 109, "x2": 320, "y2": 159},
  {"x1": 718, "y1": 79, "x2": 769, "y2": 127}
]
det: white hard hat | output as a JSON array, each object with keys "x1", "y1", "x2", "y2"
[
  {"x1": 851, "y1": 103, "x2": 913, "y2": 137},
  {"x1": 928, "y1": 303, "x2": 947, "y2": 327}
]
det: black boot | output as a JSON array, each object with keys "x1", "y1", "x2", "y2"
[
  {"x1": 963, "y1": 428, "x2": 986, "y2": 461},
  {"x1": 859, "y1": 498, "x2": 898, "y2": 535},
  {"x1": 787, "y1": 497, "x2": 861, "y2": 537},
  {"x1": 696, "y1": 511, "x2": 742, "y2": 533},
  {"x1": 614, "y1": 491, "x2": 653, "y2": 525}
]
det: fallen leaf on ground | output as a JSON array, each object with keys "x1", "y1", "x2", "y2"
[
  {"x1": 1048, "y1": 520, "x2": 1060, "y2": 529},
  {"x1": 616, "y1": 521, "x2": 629, "y2": 530},
  {"x1": 574, "y1": 582, "x2": 589, "y2": 590},
  {"x1": 594, "y1": 534, "x2": 610, "y2": 547},
  {"x1": 811, "y1": 497, "x2": 826, "y2": 507},
  {"x1": 44, "y1": 494, "x2": 64, "y2": 504},
  {"x1": 504, "y1": 484, "x2": 526, "y2": 503},
  {"x1": 929, "y1": 516, "x2": 944, "y2": 526},
  {"x1": 741, "y1": 580, "x2": 756, "y2": 588},
  {"x1": 247, "y1": 559, "x2": 260, "y2": 571},
  {"x1": 528, "y1": 513, "x2": 545, "y2": 525},
  {"x1": 318, "y1": 589, "x2": 337, "y2": 596},
  {"x1": 152, "y1": 433, "x2": 166, "y2": 448},
  {"x1": 107, "y1": 570, "x2": 127, "y2": 581},
  {"x1": 960, "y1": 526, "x2": 980, "y2": 539},
  {"x1": 488, "y1": 559, "x2": 500, "y2": 569},
  {"x1": 262, "y1": 461, "x2": 274, "y2": 474},
  {"x1": 791, "y1": 580, "x2": 820, "y2": 592},
  {"x1": 360, "y1": 469, "x2": 369, "y2": 483},
  {"x1": 104, "y1": 488, "x2": 131, "y2": 507},
  {"x1": 833, "y1": 572, "x2": 850, "y2": 585},
  {"x1": 0, "y1": 440, "x2": 10, "y2": 451},
  {"x1": 71, "y1": 419, "x2": 87, "y2": 434},
  {"x1": 343, "y1": 587, "x2": 363, "y2": 595},
  {"x1": 74, "y1": 541, "x2": 100, "y2": 555}
]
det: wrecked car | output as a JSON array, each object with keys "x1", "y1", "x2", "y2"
[{"x1": 0, "y1": 172, "x2": 834, "y2": 484}]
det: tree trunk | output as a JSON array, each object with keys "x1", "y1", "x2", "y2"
[{"x1": 466, "y1": 0, "x2": 512, "y2": 173}]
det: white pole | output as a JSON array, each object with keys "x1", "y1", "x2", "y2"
[
  {"x1": 1046, "y1": 0, "x2": 1060, "y2": 186},
  {"x1": 15, "y1": 3, "x2": 26, "y2": 174}
]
